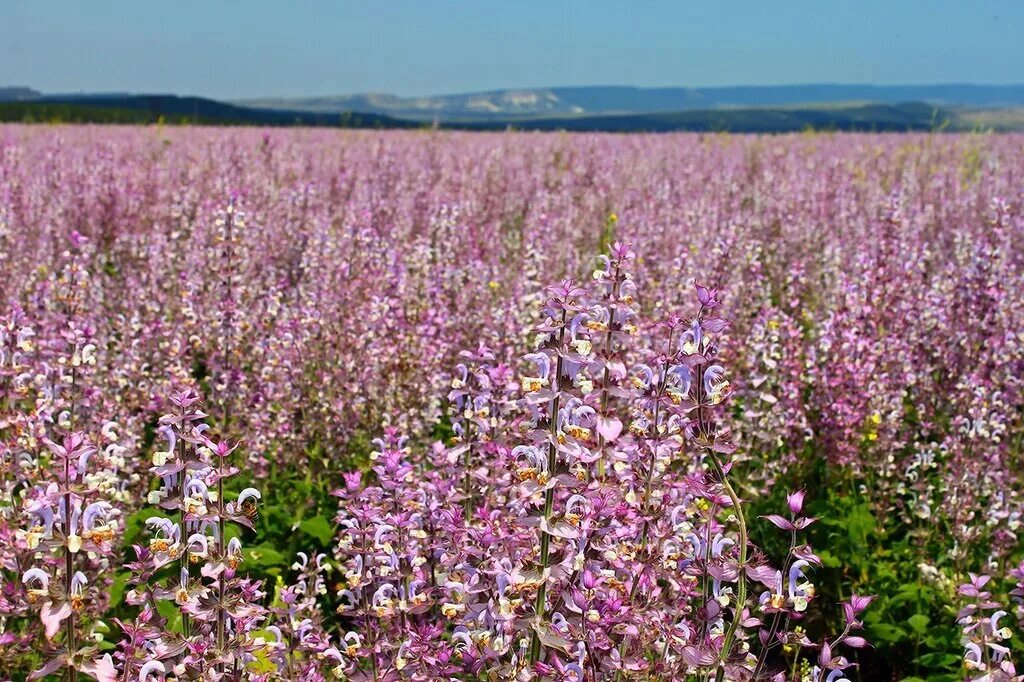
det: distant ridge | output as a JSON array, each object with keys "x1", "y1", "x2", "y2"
[
  {"x1": 238, "y1": 83, "x2": 1024, "y2": 121},
  {"x1": 0, "y1": 93, "x2": 415, "y2": 129},
  {"x1": 0, "y1": 86, "x2": 41, "y2": 101},
  {"x1": 2, "y1": 86, "x2": 1023, "y2": 132},
  {"x1": 457, "y1": 102, "x2": 957, "y2": 133}
]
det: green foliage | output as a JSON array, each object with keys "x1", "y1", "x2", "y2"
[
  {"x1": 813, "y1": 492, "x2": 964, "y2": 678},
  {"x1": 107, "y1": 571, "x2": 130, "y2": 611},
  {"x1": 597, "y1": 211, "x2": 618, "y2": 256},
  {"x1": 156, "y1": 598, "x2": 183, "y2": 634},
  {"x1": 298, "y1": 515, "x2": 335, "y2": 545},
  {"x1": 0, "y1": 102, "x2": 193, "y2": 125},
  {"x1": 744, "y1": 460, "x2": 983, "y2": 679},
  {"x1": 960, "y1": 142, "x2": 986, "y2": 185},
  {"x1": 243, "y1": 544, "x2": 288, "y2": 575}
]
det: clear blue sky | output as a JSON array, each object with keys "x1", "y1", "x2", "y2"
[{"x1": 2, "y1": 0, "x2": 1021, "y2": 98}]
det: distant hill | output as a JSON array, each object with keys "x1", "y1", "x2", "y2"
[
  {"x1": 0, "y1": 86, "x2": 41, "y2": 101},
  {"x1": 0, "y1": 93, "x2": 417, "y2": 128},
  {"x1": 458, "y1": 102, "x2": 957, "y2": 133},
  {"x1": 239, "y1": 83, "x2": 1024, "y2": 121},
  {"x1": 0, "y1": 101, "x2": 195, "y2": 124},
  {"x1": 1, "y1": 86, "x2": 1021, "y2": 132}
]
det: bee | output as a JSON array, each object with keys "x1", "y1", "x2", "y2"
[{"x1": 239, "y1": 498, "x2": 260, "y2": 523}]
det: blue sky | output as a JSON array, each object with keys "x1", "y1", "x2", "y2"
[{"x1": 2, "y1": 1, "x2": 1021, "y2": 98}]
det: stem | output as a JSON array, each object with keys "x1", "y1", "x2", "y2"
[
  {"x1": 64, "y1": 455, "x2": 76, "y2": 682},
  {"x1": 700, "y1": 502, "x2": 718, "y2": 636},
  {"x1": 220, "y1": 202, "x2": 235, "y2": 436},
  {"x1": 616, "y1": 334, "x2": 671, "y2": 680},
  {"x1": 393, "y1": 491, "x2": 410, "y2": 632},
  {"x1": 286, "y1": 632, "x2": 294, "y2": 680},
  {"x1": 214, "y1": 202, "x2": 235, "y2": 667},
  {"x1": 65, "y1": 363, "x2": 77, "y2": 682},
  {"x1": 636, "y1": 376, "x2": 667, "y2": 552},
  {"x1": 463, "y1": 417, "x2": 474, "y2": 517},
  {"x1": 427, "y1": 517, "x2": 438, "y2": 619},
  {"x1": 361, "y1": 591, "x2": 379, "y2": 682},
  {"x1": 177, "y1": 404, "x2": 191, "y2": 639},
  {"x1": 710, "y1": 452, "x2": 747, "y2": 682},
  {"x1": 752, "y1": 528, "x2": 797, "y2": 678},
  {"x1": 216, "y1": 456, "x2": 226, "y2": 668},
  {"x1": 596, "y1": 262, "x2": 622, "y2": 480},
  {"x1": 529, "y1": 313, "x2": 567, "y2": 663}
]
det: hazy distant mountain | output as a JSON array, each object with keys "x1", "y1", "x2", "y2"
[
  {"x1": 239, "y1": 90, "x2": 580, "y2": 120},
  {"x1": 0, "y1": 86, "x2": 41, "y2": 101},
  {"x1": 5, "y1": 84, "x2": 1024, "y2": 132},
  {"x1": 461, "y1": 102, "x2": 957, "y2": 133},
  {"x1": 238, "y1": 84, "x2": 1024, "y2": 121},
  {"x1": 0, "y1": 92, "x2": 415, "y2": 129}
]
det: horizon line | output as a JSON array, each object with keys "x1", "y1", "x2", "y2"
[{"x1": 7, "y1": 81, "x2": 1024, "y2": 102}]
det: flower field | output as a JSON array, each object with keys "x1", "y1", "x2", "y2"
[{"x1": 0, "y1": 125, "x2": 1022, "y2": 681}]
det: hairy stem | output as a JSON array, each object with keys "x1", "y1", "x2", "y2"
[
  {"x1": 710, "y1": 451, "x2": 747, "y2": 682},
  {"x1": 529, "y1": 313, "x2": 567, "y2": 663}
]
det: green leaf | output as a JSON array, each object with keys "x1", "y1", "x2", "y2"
[
  {"x1": 298, "y1": 515, "x2": 335, "y2": 545},
  {"x1": 155, "y1": 599, "x2": 182, "y2": 634},
  {"x1": 107, "y1": 571, "x2": 130, "y2": 609},
  {"x1": 845, "y1": 502, "x2": 876, "y2": 548},
  {"x1": 121, "y1": 508, "x2": 154, "y2": 546},
  {"x1": 868, "y1": 623, "x2": 907, "y2": 644},
  {"x1": 244, "y1": 544, "x2": 288, "y2": 574},
  {"x1": 912, "y1": 652, "x2": 961, "y2": 670},
  {"x1": 816, "y1": 549, "x2": 843, "y2": 569},
  {"x1": 245, "y1": 629, "x2": 279, "y2": 673},
  {"x1": 907, "y1": 613, "x2": 930, "y2": 635}
]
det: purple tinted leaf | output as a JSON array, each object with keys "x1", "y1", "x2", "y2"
[{"x1": 761, "y1": 514, "x2": 796, "y2": 531}]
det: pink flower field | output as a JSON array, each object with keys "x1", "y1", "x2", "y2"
[{"x1": 1, "y1": 125, "x2": 1022, "y2": 680}]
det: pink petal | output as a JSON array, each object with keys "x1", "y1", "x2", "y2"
[
  {"x1": 29, "y1": 654, "x2": 67, "y2": 679},
  {"x1": 760, "y1": 514, "x2": 796, "y2": 531},
  {"x1": 596, "y1": 416, "x2": 623, "y2": 442},
  {"x1": 81, "y1": 653, "x2": 118, "y2": 682},
  {"x1": 701, "y1": 317, "x2": 729, "y2": 333},
  {"x1": 40, "y1": 601, "x2": 71, "y2": 640}
]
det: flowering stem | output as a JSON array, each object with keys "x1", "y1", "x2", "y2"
[
  {"x1": 427, "y1": 516, "x2": 438, "y2": 619},
  {"x1": 752, "y1": 527, "x2": 797, "y2": 678},
  {"x1": 709, "y1": 451, "x2": 747, "y2": 682},
  {"x1": 213, "y1": 206, "x2": 235, "y2": 669},
  {"x1": 616, "y1": 342, "x2": 670, "y2": 679},
  {"x1": 529, "y1": 389, "x2": 560, "y2": 663},
  {"x1": 393, "y1": 490, "x2": 411, "y2": 632},
  {"x1": 529, "y1": 313, "x2": 566, "y2": 663},
  {"x1": 64, "y1": 359, "x2": 78, "y2": 682},
  {"x1": 700, "y1": 502, "x2": 718, "y2": 630},
  {"x1": 361, "y1": 591, "x2": 379, "y2": 682},
  {"x1": 596, "y1": 262, "x2": 622, "y2": 480},
  {"x1": 636, "y1": 368, "x2": 668, "y2": 551},
  {"x1": 216, "y1": 457, "x2": 226, "y2": 668},
  {"x1": 177, "y1": 405, "x2": 191, "y2": 639},
  {"x1": 64, "y1": 454, "x2": 76, "y2": 682},
  {"x1": 463, "y1": 418, "x2": 474, "y2": 517}
]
